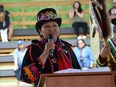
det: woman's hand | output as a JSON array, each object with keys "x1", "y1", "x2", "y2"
[
  {"x1": 14, "y1": 65, "x2": 18, "y2": 70},
  {"x1": 43, "y1": 41, "x2": 55, "y2": 55},
  {"x1": 74, "y1": 9, "x2": 84, "y2": 18},
  {"x1": 90, "y1": 64, "x2": 94, "y2": 68},
  {"x1": 69, "y1": 9, "x2": 75, "y2": 18}
]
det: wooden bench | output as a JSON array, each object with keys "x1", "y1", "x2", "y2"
[
  {"x1": 0, "y1": 39, "x2": 90, "y2": 54},
  {"x1": 0, "y1": 30, "x2": 91, "y2": 54},
  {"x1": 0, "y1": 54, "x2": 13, "y2": 63},
  {"x1": 1, "y1": 0, "x2": 113, "y2": 29},
  {"x1": 11, "y1": 28, "x2": 90, "y2": 40},
  {"x1": 0, "y1": 41, "x2": 31, "y2": 54},
  {"x1": 0, "y1": 54, "x2": 15, "y2": 77},
  {"x1": 0, "y1": 27, "x2": 91, "y2": 54},
  {"x1": 1, "y1": 0, "x2": 89, "y2": 29}
]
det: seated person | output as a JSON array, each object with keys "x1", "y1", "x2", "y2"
[
  {"x1": 69, "y1": 1, "x2": 88, "y2": 39},
  {"x1": 73, "y1": 39, "x2": 94, "y2": 70},
  {"x1": 13, "y1": 40, "x2": 27, "y2": 85},
  {"x1": 0, "y1": 5, "x2": 13, "y2": 42}
]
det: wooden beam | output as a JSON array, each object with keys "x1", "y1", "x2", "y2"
[
  {"x1": 11, "y1": 19, "x2": 89, "y2": 26},
  {"x1": 1, "y1": 1, "x2": 89, "y2": 7},
  {"x1": 11, "y1": 10, "x2": 89, "y2": 16}
]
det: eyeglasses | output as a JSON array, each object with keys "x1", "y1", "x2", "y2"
[{"x1": 78, "y1": 43, "x2": 83, "y2": 44}]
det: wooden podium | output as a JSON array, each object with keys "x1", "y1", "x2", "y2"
[{"x1": 38, "y1": 72, "x2": 116, "y2": 87}]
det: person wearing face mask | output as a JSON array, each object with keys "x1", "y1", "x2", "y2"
[
  {"x1": 20, "y1": 8, "x2": 81, "y2": 87},
  {"x1": 69, "y1": 1, "x2": 88, "y2": 39},
  {"x1": 73, "y1": 39, "x2": 94, "y2": 70}
]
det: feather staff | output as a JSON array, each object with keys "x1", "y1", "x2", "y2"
[
  {"x1": 90, "y1": 0, "x2": 112, "y2": 69},
  {"x1": 90, "y1": 0, "x2": 111, "y2": 41}
]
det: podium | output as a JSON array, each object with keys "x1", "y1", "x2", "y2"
[{"x1": 38, "y1": 72, "x2": 116, "y2": 87}]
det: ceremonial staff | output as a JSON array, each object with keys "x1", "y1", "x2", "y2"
[{"x1": 90, "y1": 0, "x2": 111, "y2": 68}]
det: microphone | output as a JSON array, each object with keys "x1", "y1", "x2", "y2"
[{"x1": 48, "y1": 34, "x2": 54, "y2": 56}]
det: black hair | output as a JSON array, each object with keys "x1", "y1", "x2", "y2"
[
  {"x1": 76, "y1": 39, "x2": 86, "y2": 47},
  {"x1": 0, "y1": 5, "x2": 4, "y2": 12},
  {"x1": 73, "y1": 1, "x2": 83, "y2": 14}
]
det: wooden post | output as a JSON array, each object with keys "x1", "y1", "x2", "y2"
[{"x1": 90, "y1": 23, "x2": 100, "y2": 67}]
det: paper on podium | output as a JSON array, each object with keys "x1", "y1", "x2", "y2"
[{"x1": 54, "y1": 67, "x2": 110, "y2": 73}]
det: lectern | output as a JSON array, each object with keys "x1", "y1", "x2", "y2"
[{"x1": 38, "y1": 72, "x2": 116, "y2": 87}]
